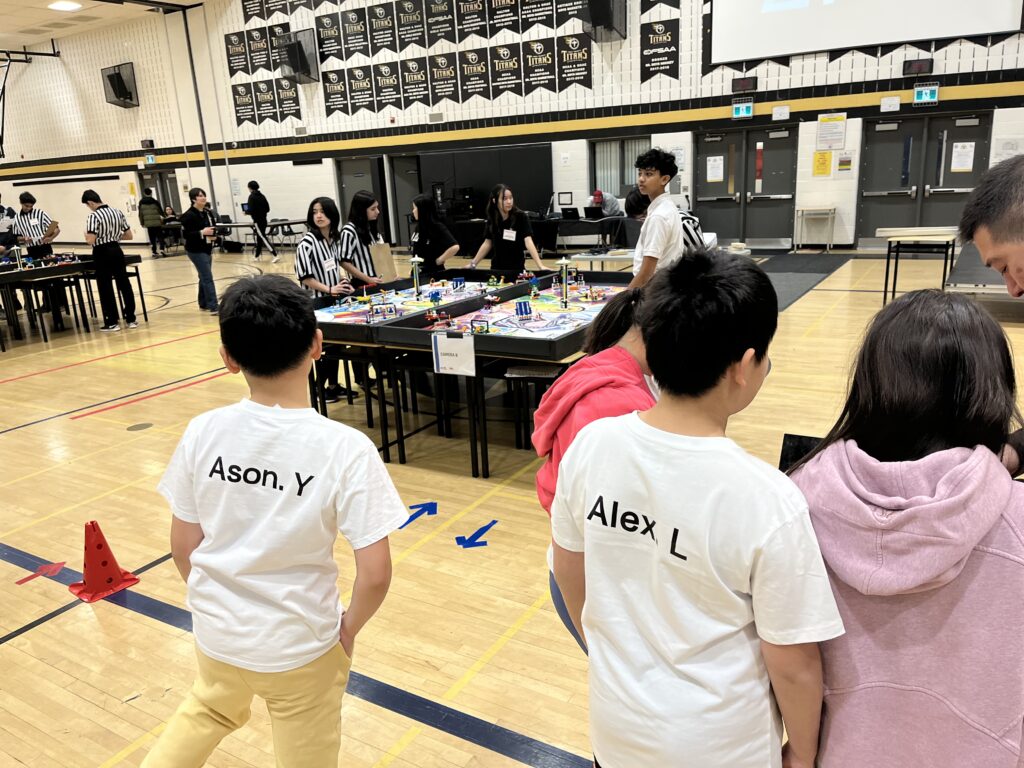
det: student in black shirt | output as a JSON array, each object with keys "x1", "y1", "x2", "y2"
[
  {"x1": 411, "y1": 194, "x2": 459, "y2": 276},
  {"x1": 246, "y1": 180, "x2": 277, "y2": 263},
  {"x1": 179, "y1": 188, "x2": 220, "y2": 313},
  {"x1": 468, "y1": 184, "x2": 546, "y2": 273}
]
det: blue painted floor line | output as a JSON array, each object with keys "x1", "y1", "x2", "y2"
[{"x1": 0, "y1": 542, "x2": 589, "y2": 767}]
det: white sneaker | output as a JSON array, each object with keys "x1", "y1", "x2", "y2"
[
  {"x1": 127, "y1": 321, "x2": 139, "y2": 329},
  {"x1": 271, "y1": 254, "x2": 281, "y2": 264},
  {"x1": 99, "y1": 324, "x2": 120, "y2": 332}
]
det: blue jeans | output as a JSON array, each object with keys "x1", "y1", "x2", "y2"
[
  {"x1": 549, "y1": 570, "x2": 587, "y2": 654},
  {"x1": 187, "y1": 250, "x2": 217, "y2": 310}
]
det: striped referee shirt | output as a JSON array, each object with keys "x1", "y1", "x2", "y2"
[
  {"x1": 13, "y1": 207, "x2": 52, "y2": 246},
  {"x1": 339, "y1": 222, "x2": 379, "y2": 278},
  {"x1": 87, "y1": 205, "x2": 130, "y2": 245},
  {"x1": 295, "y1": 230, "x2": 341, "y2": 297},
  {"x1": 680, "y1": 211, "x2": 705, "y2": 253}
]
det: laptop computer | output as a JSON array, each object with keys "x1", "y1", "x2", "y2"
[
  {"x1": 561, "y1": 207, "x2": 580, "y2": 219},
  {"x1": 241, "y1": 203, "x2": 250, "y2": 213},
  {"x1": 584, "y1": 206, "x2": 604, "y2": 220}
]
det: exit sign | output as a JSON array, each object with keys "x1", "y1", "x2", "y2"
[
  {"x1": 732, "y1": 98, "x2": 754, "y2": 120},
  {"x1": 913, "y1": 83, "x2": 939, "y2": 107}
]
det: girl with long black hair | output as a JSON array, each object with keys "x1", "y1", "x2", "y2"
[
  {"x1": 468, "y1": 183, "x2": 546, "y2": 273},
  {"x1": 340, "y1": 190, "x2": 386, "y2": 288},
  {"x1": 411, "y1": 194, "x2": 459, "y2": 276}
]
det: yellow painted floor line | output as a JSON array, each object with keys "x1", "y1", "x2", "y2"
[{"x1": 96, "y1": 722, "x2": 166, "y2": 768}]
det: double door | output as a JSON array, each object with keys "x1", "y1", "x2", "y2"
[
  {"x1": 137, "y1": 170, "x2": 182, "y2": 216},
  {"x1": 694, "y1": 127, "x2": 798, "y2": 248},
  {"x1": 857, "y1": 114, "x2": 991, "y2": 245}
]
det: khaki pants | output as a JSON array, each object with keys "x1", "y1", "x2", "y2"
[{"x1": 142, "y1": 643, "x2": 351, "y2": 768}]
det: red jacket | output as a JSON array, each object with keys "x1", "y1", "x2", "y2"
[{"x1": 532, "y1": 346, "x2": 656, "y2": 515}]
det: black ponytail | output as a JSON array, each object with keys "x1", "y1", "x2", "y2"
[{"x1": 583, "y1": 287, "x2": 644, "y2": 355}]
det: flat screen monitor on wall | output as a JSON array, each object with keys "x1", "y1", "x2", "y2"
[
  {"x1": 278, "y1": 28, "x2": 318, "y2": 83},
  {"x1": 101, "y1": 63, "x2": 139, "y2": 109},
  {"x1": 711, "y1": 0, "x2": 1024, "y2": 64}
]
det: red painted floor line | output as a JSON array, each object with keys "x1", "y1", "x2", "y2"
[
  {"x1": 70, "y1": 371, "x2": 231, "y2": 420},
  {"x1": 0, "y1": 330, "x2": 220, "y2": 386}
]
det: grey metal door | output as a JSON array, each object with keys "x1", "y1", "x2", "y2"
[
  {"x1": 744, "y1": 127, "x2": 797, "y2": 248},
  {"x1": 391, "y1": 155, "x2": 420, "y2": 246},
  {"x1": 337, "y1": 158, "x2": 375, "y2": 220},
  {"x1": 857, "y1": 119, "x2": 924, "y2": 245},
  {"x1": 921, "y1": 114, "x2": 991, "y2": 228},
  {"x1": 138, "y1": 171, "x2": 181, "y2": 214},
  {"x1": 694, "y1": 132, "x2": 744, "y2": 245}
]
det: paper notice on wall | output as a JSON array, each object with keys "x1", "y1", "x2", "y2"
[
  {"x1": 880, "y1": 96, "x2": 901, "y2": 113},
  {"x1": 816, "y1": 113, "x2": 847, "y2": 150},
  {"x1": 950, "y1": 142, "x2": 976, "y2": 173},
  {"x1": 837, "y1": 154, "x2": 853, "y2": 173},
  {"x1": 992, "y1": 139, "x2": 1024, "y2": 166},
  {"x1": 813, "y1": 150, "x2": 833, "y2": 178},
  {"x1": 707, "y1": 155, "x2": 724, "y2": 183}
]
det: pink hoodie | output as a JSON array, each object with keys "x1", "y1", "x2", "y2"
[
  {"x1": 792, "y1": 441, "x2": 1024, "y2": 768},
  {"x1": 532, "y1": 345, "x2": 655, "y2": 515}
]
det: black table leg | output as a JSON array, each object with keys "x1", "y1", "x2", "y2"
[
  {"x1": 941, "y1": 240, "x2": 952, "y2": 288},
  {"x1": 465, "y1": 374, "x2": 480, "y2": 478},
  {"x1": 26, "y1": 288, "x2": 47, "y2": 342},
  {"x1": 374, "y1": 349, "x2": 391, "y2": 463},
  {"x1": 73, "y1": 278, "x2": 90, "y2": 333},
  {"x1": 477, "y1": 374, "x2": 489, "y2": 479},
  {"x1": 134, "y1": 268, "x2": 149, "y2": 322},
  {"x1": 362, "y1": 362, "x2": 375, "y2": 429},
  {"x1": 388, "y1": 353, "x2": 407, "y2": 464},
  {"x1": 1, "y1": 285, "x2": 24, "y2": 340},
  {"x1": 882, "y1": 241, "x2": 893, "y2": 305},
  {"x1": 343, "y1": 360, "x2": 354, "y2": 406},
  {"x1": 891, "y1": 243, "x2": 901, "y2": 304}
]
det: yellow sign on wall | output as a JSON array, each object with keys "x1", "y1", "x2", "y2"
[{"x1": 813, "y1": 150, "x2": 833, "y2": 178}]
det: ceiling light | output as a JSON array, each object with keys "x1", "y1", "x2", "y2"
[{"x1": 48, "y1": 1, "x2": 82, "y2": 11}]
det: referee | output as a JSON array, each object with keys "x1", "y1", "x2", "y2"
[
  {"x1": 82, "y1": 189, "x2": 138, "y2": 332},
  {"x1": 14, "y1": 191, "x2": 66, "y2": 325}
]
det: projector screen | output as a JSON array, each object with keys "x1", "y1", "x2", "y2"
[{"x1": 711, "y1": 0, "x2": 1024, "y2": 64}]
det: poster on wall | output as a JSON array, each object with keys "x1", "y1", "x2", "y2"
[
  {"x1": 816, "y1": 113, "x2": 847, "y2": 151},
  {"x1": 289, "y1": 0, "x2": 314, "y2": 12},
  {"x1": 243, "y1": 0, "x2": 268, "y2": 24},
  {"x1": 247, "y1": 27, "x2": 273, "y2": 73},
  {"x1": 425, "y1": 0, "x2": 457, "y2": 45},
  {"x1": 707, "y1": 155, "x2": 724, "y2": 183},
  {"x1": 488, "y1": 0, "x2": 520, "y2": 34},
  {"x1": 639, "y1": 19, "x2": 678, "y2": 82},
  {"x1": 489, "y1": 43, "x2": 523, "y2": 96},
  {"x1": 373, "y1": 63, "x2": 404, "y2": 108},
  {"x1": 347, "y1": 65, "x2": 377, "y2": 112},
  {"x1": 400, "y1": 57, "x2": 430, "y2": 106},
  {"x1": 264, "y1": 0, "x2": 290, "y2": 19},
  {"x1": 225, "y1": 32, "x2": 251, "y2": 76},
  {"x1": 253, "y1": 80, "x2": 280, "y2": 123},
  {"x1": 316, "y1": 13, "x2": 345, "y2": 64},
  {"x1": 397, "y1": 0, "x2": 427, "y2": 50},
  {"x1": 275, "y1": 77, "x2": 303, "y2": 120},
  {"x1": 556, "y1": 33, "x2": 591, "y2": 90},
  {"x1": 812, "y1": 150, "x2": 833, "y2": 177},
  {"x1": 322, "y1": 68, "x2": 350, "y2": 114},
  {"x1": 456, "y1": 0, "x2": 488, "y2": 42},
  {"x1": 520, "y1": 0, "x2": 553, "y2": 30},
  {"x1": 342, "y1": 8, "x2": 370, "y2": 57},
  {"x1": 458, "y1": 48, "x2": 491, "y2": 100},
  {"x1": 268, "y1": 22, "x2": 292, "y2": 69},
  {"x1": 523, "y1": 38, "x2": 556, "y2": 93},
  {"x1": 951, "y1": 142, "x2": 976, "y2": 172},
  {"x1": 429, "y1": 53, "x2": 460, "y2": 103},
  {"x1": 368, "y1": 3, "x2": 399, "y2": 53},
  {"x1": 232, "y1": 83, "x2": 257, "y2": 125},
  {"x1": 554, "y1": 0, "x2": 587, "y2": 27},
  {"x1": 640, "y1": 0, "x2": 678, "y2": 13}
]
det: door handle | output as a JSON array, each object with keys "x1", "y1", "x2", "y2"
[
  {"x1": 862, "y1": 186, "x2": 917, "y2": 198},
  {"x1": 747, "y1": 193, "x2": 794, "y2": 202},
  {"x1": 697, "y1": 195, "x2": 740, "y2": 203},
  {"x1": 924, "y1": 185, "x2": 974, "y2": 197}
]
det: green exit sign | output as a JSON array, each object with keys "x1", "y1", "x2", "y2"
[
  {"x1": 732, "y1": 99, "x2": 754, "y2": 120},
  {"x1": 913, "y1": 83, "x2": 939, "y2": 106}
]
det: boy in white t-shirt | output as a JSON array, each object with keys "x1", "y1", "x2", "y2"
[
  {"x1": 628, "y1": 148, "x2": 686, "y2": 288},
  {"x1": 144, "y1": 275, "x2": 408, "y2": 767},
  {"x1": 552, "y1": 251, "x2": 844, "y2": 768}
]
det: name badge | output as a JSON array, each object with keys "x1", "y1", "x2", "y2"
[
  {"x1": 324, "y1": 258, "x2": 337, "y2": 270},
  {"x1": 502, "y1": 228, "x2": 516, "y2": 242}
]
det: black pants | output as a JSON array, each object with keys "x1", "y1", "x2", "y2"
[
  {"x1": 146, "y1": 226, "x2": 164, "y2": 255},
  {"x1": 253, "y1": 217, "x2": 275, "y2": 257},
  {"x1": 93, "y1": 242, "x2": 136, "y2": 326},
  {"x1": 316, "y1": 357, "x2": 339, "y2": 387}
]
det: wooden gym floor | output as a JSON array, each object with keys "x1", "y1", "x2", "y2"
[{"x1": 1, "y1": 246, "x2": 1022, "y2": 767}]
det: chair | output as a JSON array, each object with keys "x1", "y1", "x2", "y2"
[
  {"x1": 280, "y1": 222, "x2": 301, "y2": 248},
  {"x1": 504, "y1": 364, "x2": 566, "y2": 450}
]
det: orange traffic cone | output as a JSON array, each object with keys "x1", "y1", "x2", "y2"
[{"x1": 68, "y1": 521, "x2": 139, "y2": 602}]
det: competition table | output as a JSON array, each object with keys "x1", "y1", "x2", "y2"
[
  {"x1": 314, "y1": 268, "x2": 629, "y2": 476},
  {"x1": 875, "y1": 226, "x2": 959, "y2": 305},
  {"x1": 0, "y1": 253, "x2": 145, "y2": 344}
]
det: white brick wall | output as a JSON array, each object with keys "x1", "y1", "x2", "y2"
[{"x1": 793, "y1": 118, "x2": 862, "y2": 246}]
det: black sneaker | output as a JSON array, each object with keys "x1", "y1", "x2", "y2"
[
  {"x1": 99, "y1": 324, "x2": 120, "y2": 332},
  {"x1": 323, "y1": 385, "x2": 343, "y2": 403}
]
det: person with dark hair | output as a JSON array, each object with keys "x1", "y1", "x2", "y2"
[
  {"x1": 624, "y1": 187, "x2": 650, "y2": 220},
  {"x1": 629, "y1": 148, "x2": 685, "y2": 288},
  {"x1": 295, "y1": 196, "x2": 356, "y2": 403},
  {"x1": 468, "y1": 184, "x2": 546, "y2": 273},
  {"x1": 179, "y1": 188, "x2": 220, "y2": 314},
  {"x1": 551, "y1": 250, "x2": 843, "y2": 768},
  {"x1": 339, "y1": 190, "x2": 385, "y2": 288},
  {"x1": 146, "y1": 274, "x2": 406, "y2": 767},
  {"x1": 587, "y1": 189, "x2": 623, "y2": 218},
  {"x1": 532, "y1": 287, "x2": 654, "y2": 653},
  {"x1": 82, "y1": 189, "x2": 137, "y2": 332},
  {"x1": 410, "y1": 194, "x2": 459, "y2": 276},
  {"x1": 13, "y1": 190, "x2": 60, "y2": 260},
  {"x1": 789, "y1": 289, "x2": 1024, "y2": 768},
  {"x1": 138, "y1": 187, "x2": 167, "y2": 258},
  {"x1": 245, "y1": 180, "x2": 278, "y2": 263}
]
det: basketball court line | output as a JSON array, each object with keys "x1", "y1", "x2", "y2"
[
  {"x1": 70, "y1": 371, "x2": 230, "y2": 420},
  {"x1": 0, "y1": 542, "x2": 589, "y2": 767}
]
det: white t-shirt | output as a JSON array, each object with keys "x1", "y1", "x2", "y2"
[
  {"x1": 159, "y1": 399, "x2": 408, "y2": 673},
  {"x1": 551, "y1": 413, "x2": 844, "y2": 768},
  {"x1": 632, "y1": 193, "x2": 686, "y2": 275}
]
